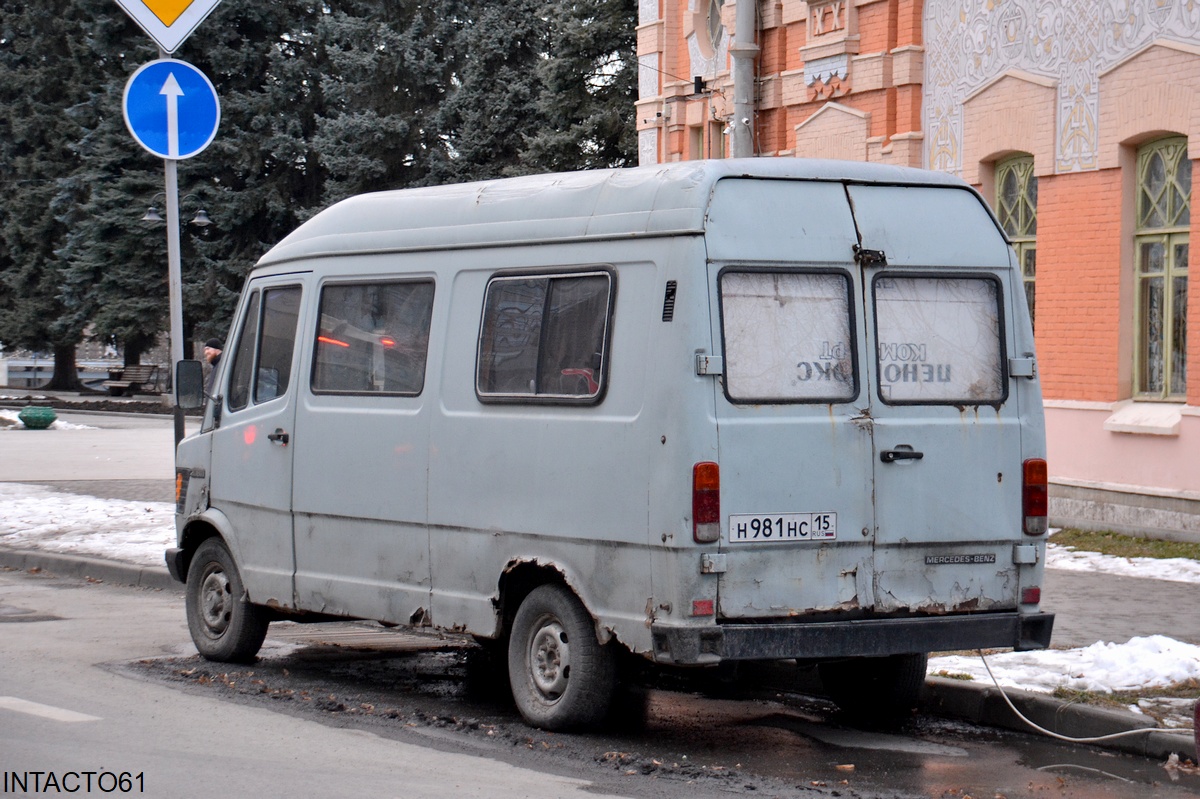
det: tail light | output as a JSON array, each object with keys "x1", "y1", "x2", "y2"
[
  {"x1": 693, "y1": 462, "x2": 720, "y2": 543},
  {"x1": 1023, "y1": 458, "x2": 1048, "y2": 536}
]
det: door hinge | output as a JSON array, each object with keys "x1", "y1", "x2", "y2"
[
  {"x1": 853, "y1": 244, "x2": 887, "y2": 268},
  {"x1": 696, "y1": 354, "x2": 724, "y2": 376},
  {"x1": 700, "y1": 553, "x2": 728, "y2": 574},
  {"x1": 1009, "y1": 357, "x2": 1037, "y2": 378}
]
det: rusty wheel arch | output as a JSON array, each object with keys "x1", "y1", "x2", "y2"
[
  {"x1": 493, "y1": 559, "x2": 570, "y2": 639},
  {"x1": 175, "y1": 520, "x2": 222, "y2": 584}
]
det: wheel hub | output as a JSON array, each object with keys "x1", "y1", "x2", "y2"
[
  {"x1": 529, "y1": 620, "x2": 570, "y2": 700},
  {"x1": 199, "y1": 567, "x2": 231, "y2": 635}
]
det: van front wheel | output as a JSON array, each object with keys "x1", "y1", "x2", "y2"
[
  {"x1": 185, "y1": 538, "x2": 269, "y2": 663},
  {"x1": 508, "y1": 584, "x2": 616, "y2": 730}
]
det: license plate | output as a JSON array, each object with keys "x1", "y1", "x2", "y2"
[{"x1": 728, "y1": 512, "x2": 837, "y2": 543}]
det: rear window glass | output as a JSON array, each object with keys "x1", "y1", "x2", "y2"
[
  {"x1": 477, "y1": 271, "x2": 612, "y2": 402},
  {"x1": 720, "y1": 270, "x2": 857, "y2": 403},
  {"x1": 873, "y1": 276, "x2": 1005, "y2": 405},
  {"x1": 312, "y1": 281, "x2": 435, "y2": 395}
]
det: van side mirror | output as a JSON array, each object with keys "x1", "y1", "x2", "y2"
[{"x1": 175, "y1": 360, "x2": 205, "y2": 410}]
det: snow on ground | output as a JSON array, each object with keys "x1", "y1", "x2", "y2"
[
  {"x1": 1046, "y1": 542, "x2": 1200, "y2": 583},
  {"x1": 1, "y1": 481, "x2": 1198, "y2": 710},
  {"x1": 0, "y1": 483, "x2": 172, "y2": 566},
  {"x1": 929, "y1": 635, "x2": 1200, "y2": 694},
  {"x1": 0, "y1": 408, "x2": 96, "y2": 431}
]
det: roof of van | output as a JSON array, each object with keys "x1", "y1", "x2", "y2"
[{"x1": 257, "y1": 158, "x2": 972, "y2": 267}]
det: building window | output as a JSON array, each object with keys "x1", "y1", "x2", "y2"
[
  {"x1": 706, "y1": 0, "x2": 725, "y2": 55},
  {"x1": 996, "y1": 155, "x2": 1037, "y2": 329},
  {"x1": 1135, "y1": 137, "x2": 1190, "y2": 400},
  {"x1": 709, "y1": 121, "x2": 726, "y2": 159}
]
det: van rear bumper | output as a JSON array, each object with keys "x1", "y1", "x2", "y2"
[{"x1": 650, "y1": 611, "x2": 1054, "y2": 665}]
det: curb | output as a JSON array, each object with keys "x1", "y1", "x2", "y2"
[
  {"x1": 1, "y1": 546, "x2": 1194, "y2": 762},
  {"x1": 0, "y1": 547, "x2": 179, "y2": 592},
  {"x1": 922, "y1": 676, "x2": 1196, "y2": 762}
]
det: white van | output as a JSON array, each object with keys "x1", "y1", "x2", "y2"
[{"x1": 170, "y1": 159, "x2": 1053, "y2": 730}]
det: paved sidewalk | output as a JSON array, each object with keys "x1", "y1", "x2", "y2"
[{"x1": 0, "y1": 407, "x2": 1194, "y2": 762}]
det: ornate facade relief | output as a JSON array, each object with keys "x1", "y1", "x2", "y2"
[
  {"x1": 639, "y1": 129, "x2": 660, "y2": 166},
  {"x1": 802, "y1": 0, "x2": 860, "y2": 100},
  {"x1": 925, "y1": 0, "x2": 1200, "y2": 176}
]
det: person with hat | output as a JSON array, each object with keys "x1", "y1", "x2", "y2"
[{"x1": 203, "y1": 338, "x2": 223, "y2": 393}]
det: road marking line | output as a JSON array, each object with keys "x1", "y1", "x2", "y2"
[{"x1": 0, "y1": 696, "x2": 101, "y2": 723}]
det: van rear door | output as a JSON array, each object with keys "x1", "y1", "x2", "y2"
[
  {"x1": 706, "y1": 179, "x2": 877, "y2": 619},
  {"x1": 848, "y1": 184, "x2": 1024, "y2": 615},
  {"x1": 708, "y1": 178, "x2": 1026, "y2": 623}
]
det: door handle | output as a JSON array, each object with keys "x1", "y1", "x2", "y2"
[
  {"x1": 267, "y1": 428, "x2": 290, "y2": 446},
  {"x1": 880, "y1": 448, "x2": 923, "y2": 463}
]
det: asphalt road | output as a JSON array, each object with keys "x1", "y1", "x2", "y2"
[{"x1": 4, "y1": 570, "x2": 1199, "y2": 799}]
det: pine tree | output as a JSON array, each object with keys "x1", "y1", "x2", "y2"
[
  {"x1": 432, "y1": 0, "x2": 549, "y2": 183},
  {"x1": 312, "y1": 1, "x2": 466, "y2": 203},
  {"x1": 521, "y1": 0, "x2": 638, "y2": 172},
  {"x1": 0, "y1": 0, "x2": 122, "y2": 388}
]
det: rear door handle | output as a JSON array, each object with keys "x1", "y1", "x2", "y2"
[
  {"x1": 880, "y1": 449, "x2": 923, "y2": 463},
  {"x1": 267, "y1": 428, "x2": 290, "y2": 446}
]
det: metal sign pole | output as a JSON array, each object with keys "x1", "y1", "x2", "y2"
[
  {"x1": 163, "y1": 156, "x2": 186, "y2": 447},
  {"x1": 117, "y1": 11, "x2": 224, "y2": 449}
]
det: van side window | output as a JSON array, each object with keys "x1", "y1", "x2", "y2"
[
  {"x1": 226, "y1": 286, "x2": 303, "y2": 412},
  {"x1": 720, "y1": 270, "x2": 857, "y2": 403},
  {"x1": 226, "y1": 290, "x2": 260, "y2": 411},
  {"x1": 873, "y1": 276, "x2": 1006, "y2": 405},
  {"x1": 313, "y1": 281, "x2": 435, "y2": 395},
  {"x1": 477, "y1": 271, "x2": 612, "y2": 402},
  {"x1": 254, "y1": 287, "x2": 302, "y2": 403}
]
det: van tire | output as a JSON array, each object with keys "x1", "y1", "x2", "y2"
[
  {"x1": 508, "y1": 584, "x2": 616, "y2": 730},
  {"x1": 818, "y1": 653, "x2": 928, "y2": 723},
  {"x1": 185, "y1": 538, "x2": 269, "y2": 663}
]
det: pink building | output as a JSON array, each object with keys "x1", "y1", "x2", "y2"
[{"x1": 638, "y1": 0, "x2": 1200, "y2": 539}]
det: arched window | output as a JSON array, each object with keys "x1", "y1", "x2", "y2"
[
  {"x1": 1135, "y1": 137, "x2": 1190, "y2": 399},
  {"x1": 706, "y1": 0, "x2": 725, "y2": 55},
  {"x1": 996, "y1": 155, "x2": 1037, "y2": 328}
]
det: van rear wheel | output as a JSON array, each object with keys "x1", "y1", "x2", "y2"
[
  {"x1": 818, "y1": 653, "x2": 928, "y2": 723},
  {"x1": 185, "y1": 538, "x2": 269, "y2": 663},
  {"x1": 508, "y1": 584, "x2": 616, "y2": 730}
]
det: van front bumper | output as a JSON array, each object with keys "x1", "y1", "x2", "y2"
[{"x1": 650, "y1": 611, "x2": 1054, "y2": 665}]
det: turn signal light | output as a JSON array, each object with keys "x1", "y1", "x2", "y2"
[
  {"x1": 693, "y1": 461, "x2": 720, "y2": 543},
  {"x1": 1023, "y1": 458, "x2": 1048, "y2": 536}
]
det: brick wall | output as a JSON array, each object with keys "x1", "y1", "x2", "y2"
[
  {"x1": 858, "y1": 0, "x2": 894, "y2": 53},
  {"x1": 1035, "y1": 169, "x2": 1125, "y2": 402}
]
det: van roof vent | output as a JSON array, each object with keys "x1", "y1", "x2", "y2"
[{"x1": 662, "y1": 280, "x2": 678, "y2": 322}]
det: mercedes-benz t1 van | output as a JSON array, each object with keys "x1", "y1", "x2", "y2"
[{"x1": 169, "y1": 159, "x2": 1053, "y2": 730}]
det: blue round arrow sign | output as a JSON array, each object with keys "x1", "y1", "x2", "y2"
[{"x1": 123, "y1": 59, "x2": 220, "y2": 160}]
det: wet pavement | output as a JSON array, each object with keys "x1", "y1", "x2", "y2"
[{"x1": 122, "y1": 618, "x2": 1200, "y2": 798}]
